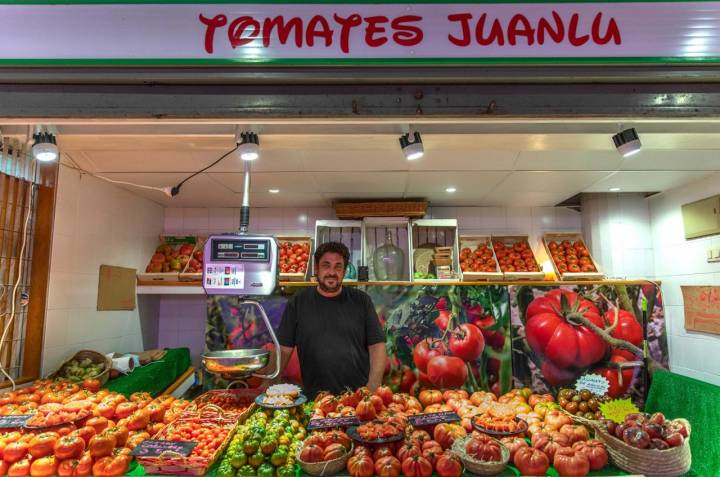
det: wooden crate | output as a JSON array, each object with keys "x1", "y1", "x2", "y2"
[
  {"x1": 411, "y1": 219, "x2": 460, "y2": 282},
  {"x1": 314, "y1": 220, "x2": 362, "y2": 282},
  {"x1": 542, "y1": 232, "x2": 605, "y2": 280},
  {"x1": 178, "y1": 236, "x2": 206, "y2": 282},
  {"x1": 490, "y1": 235, "x2": 545, "y2": 281},
  {"x1": 138, "y1": 235, "x2": 199, "y2": 282},
  {"x1": 335, "y1": 200, "x2": 428, "y2": 219},
  {"x1": 459, "y1": 235, "x2": 503, "y2": 281},
  {"x1": 276, "y1": 235, "x2": 312, "y2": 282},
  {"x1": 362, "y1": 217, "x2": 412, "y2": 281}
]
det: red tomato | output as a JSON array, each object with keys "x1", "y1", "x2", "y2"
[
  {"x1": 426, "y1": 356, "x2": 468, "y2": 388},
  {"x1": 513, "y1": 447, "x2": 549, "y2": 476},
  {"x1": 300, "y1": 444, "x2": 324, "y2": 463},
  {"x1": 435, "y1": 452, "x2": 462, "y2": 477},
  {"x1": 465, "y1": 435, "x2": 502, "y2": 462},
  {"x1": 593, "y1": 352, "x2": 635, "y2": 398},
  {"x1": 30, "y1": 456, "x2": 57, "y2": 477},
  {"x1": 53, "y1": 435, "x2": 85, "y2": 460},
  {"x1": 3, "y1": 441, "x2": 29, "y2": 463},
  {"x1": 433, "y1": 424, "x2": 466, "y2": 450},
  {"x1": 531, "y1": 431, "x2": 571, "y2": 462},
  {"x1": 559, "y1": 424, "x2": 590, "y2": 445},
  {"x1": 401, "y1": 455, "x2": 432, "y2": 477},
  {"x1": 347, "y1": 454, "x2": 374, "y2": 477},
  {"x1": 500, "y1": 437, "x2": 528, "y2": 463},
  {"x1": 604, "y1": 309, "x2": 643, "y2": 359},
  {"x1": 88, "y1": 433, "x2": 116, "y2": 458},
  {"x1": 80, "y1": 379, "x2": 101, "y2": 393},
  {"x1": 412, "y1": 339, "x2": 447, "y2": 374},
  {"x1": 92, "y1": 455, "x2": 131, "y2": 477},
  {"x1": 86, "y1": 416, "x2": 109, "y2": 435},
  {"x1": 105, "y1": 426, "x2": 129, "y2": 447},
  {"x1": 28, "y1": 432, "x2": 60, "y2": 458},
  {"x1": 448, "y1": 324, "x2": 485, "y2": 362},
  {"x1": 525, "y1": 289, "x2": 607, "y2": 369},
  {"x1": 8, "y1": 457, "x2": 32, "y2": 477},
  {"x1": 553, "y1": 447, "x2": 590, "y2": 477},
  {"x1": 57, "y1": 456, "x2": 92, "y2": 477},
  {"x1": 355, "y1": 397, "x2": 377, "y2": 422},
  {"x1": 573, "y1": 440, "x2": 608, "y2": 471},
  {"x1": 375, "y1": 456, "x2": 401, "y2": 477},
  {"x1": 72, "y1": 426, "x2": 96, "y2": 447}
]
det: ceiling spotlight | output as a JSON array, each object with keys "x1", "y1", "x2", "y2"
[
  {"x1": 612, "y1": 127, "x2": 641, "y2": 158},
  {"x1": 609, "y1": 187, "x2": 621, "y2": 192},
  {"x1": 238, "y1": 131, "x2": 259, "y2": 161},
  {"x1": 445, "y1": 187, "x2": 457, "y2": 193},
  {"x1": 32, "y1": 131, "x2": 58, "y2": 162},
  {"x1": 268, "y1": 189, "x2": 280, "y2": 194},
  {"x1": 399, "y1": 131, "x2": 424, "y2": 160}
]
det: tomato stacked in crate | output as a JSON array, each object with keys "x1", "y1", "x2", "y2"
[{"x1": 278, "y1": 241, "x2": 310, "y2": 276}]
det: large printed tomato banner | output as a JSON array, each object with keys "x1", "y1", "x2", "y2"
[
  {"x1": 367, "y1": 285, "x2": 512, "y2": 396},
  {"x1": 510, "y1": 284, "x2": 668, "y2": 406}
]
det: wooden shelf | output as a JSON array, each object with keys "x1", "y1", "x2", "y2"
[{"x1": 137, "y1": 279, "x2": 660, "y2": 295}]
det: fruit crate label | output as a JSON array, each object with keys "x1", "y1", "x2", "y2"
[
  {"x1": 131, "y1": 439, "x2": 197, "y2": 457},
  {"x1": 575, "y1": 374, "x2": 610, "y2": 396},
  {"x1": 308, "y1": 416, "x2": 360, "y2": 430},
  {"x1": 0, "y1": 415, "x2": 31, "y2": 428},
  {"x1": 408, "y1": 412, "x2": 460, "y2": 427}
]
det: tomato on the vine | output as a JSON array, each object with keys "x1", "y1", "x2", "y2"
[
  {"x1": 427, "y1": 356, "x2": 468, "y2": 388},
  {"x1": 448, "y1": 324, "x2": 485, "y2": 362},
  {"x1": 412, "y1": 339, "x2": 447, "y2": 374}
]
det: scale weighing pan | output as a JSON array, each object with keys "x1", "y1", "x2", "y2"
[{"x1": 202, "y1": 349, "x2": 270, "y2": 379}]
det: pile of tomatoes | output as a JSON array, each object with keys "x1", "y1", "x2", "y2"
[
  {"x1": 547, "y1": 239, "x2": 597, "y2": 274},
  {"x1": 492, "y1": 240, "x2": 540, "y2": 273},
  {"x1": 459, "y1": 244, "x2": 498, "y2": 274},
  {"x1": 278, "y1": 241, "x2": 310, "y2": 275},
  {"x1": 299, "y1": 430, "x2": 351, "y2": 463},
  {"x1": 159, "y1": 419, "x2": 232, "y2": 460},
  {"x1": 191, "y1": 390, "x2": 256, "y2": 415}
]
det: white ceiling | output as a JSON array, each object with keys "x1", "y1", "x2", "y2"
[{"x1": 14, "y1": 120, "x2": 720, "y2": 208}]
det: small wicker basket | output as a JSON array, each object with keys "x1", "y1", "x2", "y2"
[
  {"x1": 49, "y1": 349, "x2": 112, "y2": 386},
  {"x1": 297, "y1": 441, "x2": 353, "y2": 476},
  {"x1": 593, "y1": 419, "x2": 692, "y2": 477},
  {"x1": 451, "y1": 435, "x2": 509, "y2": 476}
]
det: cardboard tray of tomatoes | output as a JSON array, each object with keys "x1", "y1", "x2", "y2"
[
  {"x1": 459, "y1": 236, "x2": 504, "y2": 282},
  {"x1": 136, "y1": 416, "x2": 238, "y2": 476},
  {"x1": 277, "y1": 236, "x2": 312, "y2": 282},
  {"x1": 543, "y1": 232, "x2": 604, "y2": 281},
  {"x1": 490, "y1": 235, "x2": 545, "y2": 281},
  {"x1": 187, "y1": 389, "x2": 261, "y2": 419}
]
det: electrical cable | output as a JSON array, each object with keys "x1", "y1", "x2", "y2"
[
  {"x1": 169, "y1": 144, "x2": 239, "y2": 197},
  {"x1": 0, "y1": 162, "x2": 36, "y2": 390}
]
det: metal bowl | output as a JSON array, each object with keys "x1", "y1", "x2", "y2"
[{"x1": 202, "y1": 349, "x2": 270, "y2": 378}]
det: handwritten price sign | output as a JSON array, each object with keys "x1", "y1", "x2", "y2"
[
  {"x1": 0, "y1": 415, "x2": 32, "y2": 429},
  {"x1": 308, "y1": 416, "x2": 360, "y2": 430},
  {"x1": 131, "y1": 439, "x2": 197, "y2": 457},
  {"x1": 408, "y1": 412, "x2": 460, "y2": 427},
  {"x1": 575, "y1": 375, "x2": 610, "y2": 396}
]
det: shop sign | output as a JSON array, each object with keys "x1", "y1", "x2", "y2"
[
  {"x1": 681, "y1": 285, "x2": 720, "y2": 335},
  {"x1": 1, "y1": 1, "x2": 720, "y2": 65}
]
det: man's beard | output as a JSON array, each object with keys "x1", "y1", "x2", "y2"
[{"x1": 318, "y1": 275, "x2": 342, "y2": 293}]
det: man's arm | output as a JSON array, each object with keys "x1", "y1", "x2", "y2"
[{"x1": 366, "y1": 342, "x2": 387, "y2": 392}]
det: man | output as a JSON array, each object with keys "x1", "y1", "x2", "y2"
[{"x1": 270, "y1": 241, "x2": 387, "y2": 399}]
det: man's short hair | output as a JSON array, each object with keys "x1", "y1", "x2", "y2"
[{"x1": 313, "y1": 241, "x2": 350, "y2": 269}]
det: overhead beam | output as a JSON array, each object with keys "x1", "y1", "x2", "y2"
[{"x1": 1, "y1": 83, "x2": 719, "y2": 119}]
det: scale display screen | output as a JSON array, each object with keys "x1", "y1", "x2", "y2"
[{"x1": 211, "y1": 238, "x2": 271, "y2": 262}]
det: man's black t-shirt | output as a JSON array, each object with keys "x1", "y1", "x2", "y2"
[{"x1": 277, "y1": 287, "x2": 385, "y2": 399}]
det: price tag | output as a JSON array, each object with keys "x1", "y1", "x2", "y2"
[
  {"x1": 408, "y1": 412, "x2": 460, "y2": 427},
  {"x1": 599, "y1": 399, "x2": 640, "y2": 424},
  {"x1": 308, "y1": 416, "x2": 360, "y2": 430},
  {"x1": 130, "y1": 439, "x2": 197, "y2": 457},
  {"x1": 575, "y1": 374, "x2": 610, "y2": 396},
  {"x1": 0, "y1": 415, "x2": 31, "y2": 429}
]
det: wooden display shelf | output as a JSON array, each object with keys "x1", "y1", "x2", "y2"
[{"x1": 137, "y1": 279, "x2": 660, "y2": 295}]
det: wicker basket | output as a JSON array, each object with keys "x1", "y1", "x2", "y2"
[
  {"x1": 593, "y1": 419, "x2": 692, "y2": 477},
  {"x1": 297, "y1": 440, "x2": 353, "y2": 476},
  {"x1": 561, "y1": 409, "x2": 601, "y2": 428},
  {"x1": 451, "y1": 435, "x2": 509, "y2": 476},
  {"x1": 49, "y1": 349, "x2": 112, "y2": 386}
]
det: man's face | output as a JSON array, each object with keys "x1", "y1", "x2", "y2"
[{"x1": 316, "y1": 252, "x2": 346, "y2": 293}]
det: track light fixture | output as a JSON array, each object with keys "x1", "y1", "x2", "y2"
[
  {"x1": 613, "y1": 127, "x2": 641, "y2": 158},
  {"x1": 399, "y1": 131, "x2": 424, "y2": 161},
  {"x1": 238, "y1": 131, "x2": 260, "y2": 161},
  {"x1": 32, "y1": 131, "x2": 58, "y2": 162}
]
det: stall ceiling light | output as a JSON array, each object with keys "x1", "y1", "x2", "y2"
[
  {"x1": 268, "y1": 189, "x2": 280, "y2": 194},
  {"x1": 613, "y1": 127, "x2": 642, "y2": 158},
  {"x1": 609, "y1": 187, "x2": 621, "y2": 192},
  {"x1": 238, "y1": 131, "x2": 260, "y2": 161},
  {"x1": 445, "y1": 187, "x2": 457, "y2": 193},
  {"x1": 399, "y1": 132, "x2": 424, "y2": 160},
  {"x1": 32, "y1": 132, "x2": 58, "y2": 162}
]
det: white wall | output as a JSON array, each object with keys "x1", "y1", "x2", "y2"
[
  {"x1": 649, "y1": 171, "x2": 720, "y2": 386},
  {"x1": 42, "y1": 166, "x2": 164, "y2": 376}
]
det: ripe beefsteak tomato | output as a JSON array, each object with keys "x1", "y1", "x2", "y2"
[
  {"x1": 513, "y1": 447, "x2": 549, "y2": 476},
  {"x1": 604, "y1": 309, "x2": 643, "y2": 360},
  {"x1": 525, "y1": 290, "x2": 607, "y2": 369},
  {"x1": 426, "y1": 356, "x2": 468, "y2": 388},
  {"x1": 553, "y1": 447, "x2": 590, "y2": 477},
  {"x1": 593, "y1": 353, "x2": 635, "y2": 398}
]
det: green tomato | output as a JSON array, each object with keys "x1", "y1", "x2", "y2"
[
  {"x1": 276, "y1": 465, "x2": 295, "y2": 477},
  {"x1": 257, "y1": 464, "x2": 275, "y2": 477},
  {"x1": 260, "y1": 439, "x2": 277, "y2": 456},
  {"x1": 217, "y1": 463, "x2": 236, "y2": 477},
  {"x1": 230, "y1": 451, "x2": 248, "y2": 469},
  {"x1": 243, "y1": 440, "x2": 260, "y2": 456},
  {"x1": 270, "y1": 449, "x2": 288, "y2": 467},
  {"x1": 249, "y1": 451, "x2": 265, "y2": 469},
  {"x1": 238, "y1": 466, "x2": 256, "y2": 477}
]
